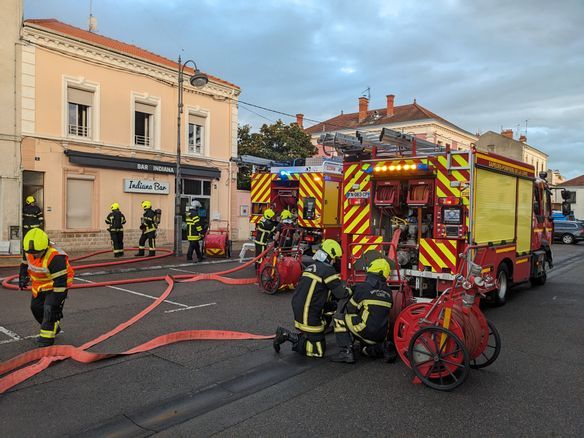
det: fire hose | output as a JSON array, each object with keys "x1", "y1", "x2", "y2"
[{"x1": 0, "y1": 245, "x2": 275, "y2": 394}]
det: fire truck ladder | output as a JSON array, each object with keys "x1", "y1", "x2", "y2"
[{"x1": 375, "y1": 128, "x2": 445, "y2": 157}]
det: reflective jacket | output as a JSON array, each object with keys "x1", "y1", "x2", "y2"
[
  {"x1": 345, "y1": 273, "x2": 393, "y2": 343},
  {"x1": 254, "y1": 218, "x2": 277, "y2": 246},
  {"x1": 292, "y1": 261, "x2": 348, "y2": 333},
  {"x1": 23, "y1": 204, "x2": 43, "y2": 231},
  {"x1": 105, "y1": 210, "x2": 126, "y2": 231},
  {"x1": 186, "y1": 212, "x2": 203, "y2": 241},
  {"x1": 21, "y1": 246, "x2": 74, "y2": 297},
  {"x1": 141, "y1": 208, "x2": 157, "y2": 233}
]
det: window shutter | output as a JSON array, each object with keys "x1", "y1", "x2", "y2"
[
  {"x1": 135, "y1": 102, "x2": 156, "y2": 115},
  {"x1": 66, "y1": 178, "x2": 94, "y2": 229},
  {"x1": 67, "y1": 88, "x2": 93, "y2": 106},
  {"x1": 189, "y1": 114, "x2": 206, "y2": 126}
]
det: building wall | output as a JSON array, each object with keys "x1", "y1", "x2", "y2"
[
  {"x1": 0, "y1": 0, "x2": 22, "y2": 244},
  {"x1": 560, "y1": 185, "x2": 584, "y2": 219},
  {"x1": 19, "y1": 22, "x2": 239, "y2": 251},
  {"x1": 476, "y1": 131, "x2": 548, "y2": 174}
]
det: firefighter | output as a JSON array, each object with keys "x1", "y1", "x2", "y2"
[
  {"x1": 105, "y1": 202, "x2": 126, "y2": 257},
  {"x1": 254, "y1": 208, "x2": 278, "y2": 260},
  {"x1": 275, "y1": 209, "x2": 296, "y2": 249},
  {"x1": 136, "y1": 200, "x2": 157, "y2": 257},
  {"x1": 18, "y1": 229, "x2": 74, "y2": 347},
  {"x1": 22, "y1": 195, "x2": 44, "y2": 233},
  {"x1": 331, "y1": 258, "x2": 396, "y2": 364},
  {"x1": 273, "y1": 239, "x2": 348, "y2": 358},
  {"x1": 186, "y1": 201, "x2": 204, "y2": 262}
]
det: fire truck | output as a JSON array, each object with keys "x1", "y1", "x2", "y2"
[
  {"x1": 319, "y1": 128, "x2": 553, "y2": 305},
  {"x1": 249, "y1": 157, "x2": 343, "y2": 250}
]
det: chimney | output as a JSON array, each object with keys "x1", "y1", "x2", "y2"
[
  {"x1": 358, "y1": 97, "x2": 369, "y2": 122},
  {"x1": 295, "y1": 113, "x2": 304, "y2": 129},
  {"x1": 386, "y1": 94, "x2": 395, "y2": 116},
  {"x1": 502, "y1": 129, "x2": 514, "y2": 139},
  {"x1": 519, "y1": 134, "x2": 527, "y2": 142}
]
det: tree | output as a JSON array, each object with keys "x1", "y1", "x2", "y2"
[{"x1": 237, "y1": 120, "x2": 317, "y2": 190}]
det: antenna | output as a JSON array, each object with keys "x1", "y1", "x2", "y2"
[
  {"x1": 525, "y1": 119, "x2": 528, "y2": 135},
  {"x1": 88, "y1": 0, "x2": 98, "y2": 32},
  {"x1": 361, "y1": 87, "x2": 370, "y2": 100}
]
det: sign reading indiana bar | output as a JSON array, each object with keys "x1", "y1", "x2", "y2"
[{"x1": 123, "y1": 178, "x2": 169, "y2": 194}]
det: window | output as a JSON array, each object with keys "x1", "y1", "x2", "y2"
[
  {"x1": 66, "y1": 177, "x2": 94, "y2": 229},
  {"x1": 188, "y1": 114, "x2": 206, "y2": 154},
  {"x1": 67, "y1": 88, "x2": 93, "y2": 137},
  {"x1": 135, "y1": 103, "x2": 155, "y2": 147}
]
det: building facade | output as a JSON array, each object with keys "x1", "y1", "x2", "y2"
[
  {"x1": 3, "y1": 15, "x2": 240, "y2": 252},
  {"x1": 559, "y1": 175, "x2": 584, "y2": 220},
  {"x1": 303, "y1": 94, "x2": 477, "y2": 155}
]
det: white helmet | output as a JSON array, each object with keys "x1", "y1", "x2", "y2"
[{"x1": 191, "y1": 200, "x2": 202, "y2": 209}]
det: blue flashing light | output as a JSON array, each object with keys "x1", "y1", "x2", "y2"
[
  {"x1": 279, "y1": 170, "x2": 290, "y2": 178},
  {"x1": 417, "y1": 163, "x2": 429, "y2": 171}
]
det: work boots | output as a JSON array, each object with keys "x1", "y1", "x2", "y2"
[
  {"x1": 147, "y1": 251, "x2": 156, "y2": 257},
  {"x1": 273, "y1": 327, "x2": 299, "y2": 353},
  {"x1": 135, "y1": 250, "x2": 145, "y2": 257},
  {"x1": 331, "y1": 346, "x2": 356, "y2": 364}
]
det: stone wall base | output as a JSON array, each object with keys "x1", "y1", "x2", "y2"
[{"x1": 46, "y1": 229, "x2": 171, "y2": 252}]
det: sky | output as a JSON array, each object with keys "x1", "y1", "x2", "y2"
[{"x1": 25, "y1": 0, "x2": 584, "y2": 179}]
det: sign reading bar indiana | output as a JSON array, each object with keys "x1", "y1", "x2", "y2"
[{"x1": 124, "y1": 178, "x2": 170, "y2": 194}]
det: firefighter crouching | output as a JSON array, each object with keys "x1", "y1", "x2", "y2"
[
  {"x1": 105, "y1": 202, "x2": 126, "y2": 257},
  {"x1": 273, "y1": 239, "x2": 348, "y2": 358},
  {"x1": 136, "y1": 200, "x2": 157, "y2": 257},
  {"x1": 331, "y1": 258, "x2": 397, "y2": 364},
  {"x1": 22, "y1": 195, "x2": 44, "y2": 233},
  {"x1": 18, "y1": 229, "x2": 74, "y2": 347},
  {"x1": 254, "y1": 208, "x2": 278, "y2": 261},
  {"x1": 186, "y1": 201, "x2": 204, "y2": 262}
]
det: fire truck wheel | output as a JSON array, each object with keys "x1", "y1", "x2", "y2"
[
  {"x1": 470, "y1": 319, "x2": 501, "y2": 369},
  {"x1": 530, "y1": 271, "x2": 547, "y2": 286},
  {"x1": 561, "y1": 233, "x2": 575, "y2": 244},
  {"x1": 260, "y1": 264, "x2": 280, "y2": 294},
  {"x1": 408, "y1": 325, "x2": 470, "y2": 391},
  {"x1": 492, "y1": 264, "x2": 510, "y2": 306}
]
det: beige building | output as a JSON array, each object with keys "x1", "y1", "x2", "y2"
[
  {"x1": 303, "y1": 94, "x2": 477, "y2": 155},
  {"x1": 476, "y1": 130, "x2": 548, "y2": 175},
  {"x1": 2, "y1": 11, "x2": 242, "y2": 252},
  {"x1": 548, "y1": 169, "x2": 567, "y2": 209},
  {"x1": 559, "y1": 175, "x2": 584, "y2": 220}
]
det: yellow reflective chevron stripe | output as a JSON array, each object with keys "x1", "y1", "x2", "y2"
[
  {"x1": 294, "y1": 320, "x2": 325, "y2": 333},
  {"x1": 50, "y1": 269, "x2": 68, "y2": 279},
  {"x1": 302, "y1": 272, "x2": 323, "y2": 283},
  {"x1": 303, "y1": 280, "x2": 317, "y2": 326},
  {"x1": 323, "y1": 274, "x2": 340, "y2": 284},
  {"x1": 360, "y1": 299, "x2": 393, "y2": 309}
]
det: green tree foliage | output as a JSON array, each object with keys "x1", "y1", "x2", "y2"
[{"x1": 237, "y1": 120, "x2": 317, "y2": 190}]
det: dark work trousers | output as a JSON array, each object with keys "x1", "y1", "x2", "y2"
[
  {"x1": 31, "y1": 290, "x2": 68, "y2": 335},
  {"x1": 138, "y1": 231, "x2": 156, "y2": 256},
  {"x1": 291, "y1": 332, "x2": 326, "y2": 358},
  {"x1": 110, "y1": 231, "x2": 124, "y2": 256},
  {"x1": 187, "y1": 240, "x2": 203, "y2": 261}
]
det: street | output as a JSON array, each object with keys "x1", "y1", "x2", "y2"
[{"x1": 1, "y1": 244, "x2": 583, "y2": 437}]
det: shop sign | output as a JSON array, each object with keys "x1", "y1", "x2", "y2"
[{"x1": 124, "y1": 178, "x2": 170, "y2": 194}]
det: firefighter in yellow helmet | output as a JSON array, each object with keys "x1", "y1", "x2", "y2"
[
  {"x1": 275, "y1": 209, "x2": 297, "y2": 249},
  {"x1": 273, "y1": 239, "x2": 349, "y2": 358},
  {"x1": 254, "y1": 208, "x2": 278, "y2": 262},
  {"x1": 136, "y1": 200, "x2": 158, "y2": 256},
  {"x1": 22, "y1": 195, "x2": 44, "y2": 233},
  {"x1": 186, "y1": 201, "x2": 204, "y2": 262},
  {"x1": 105, "y1": 202, "x2": 126, "y2": 257},
  {"x1": 331, "y1": 257, "x2": 396, "y2": 364},
  {"x1": 18, "y1": 229, "x2": 74, "y2": 347}
]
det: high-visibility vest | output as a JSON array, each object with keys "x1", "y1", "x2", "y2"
[{"x1": 26, "y1": 246, "x2": 74, "y2": 297}]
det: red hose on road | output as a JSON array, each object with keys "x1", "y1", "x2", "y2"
[{"x1": 0, "y1": 245, "x2": 275, "y2": 394}]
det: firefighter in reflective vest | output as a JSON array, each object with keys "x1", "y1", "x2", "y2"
[
  {"x1": 23, "y1": 195, "x2": 44, "y2": 233},
  {"x1": 331, "y1": 258, "x2": 395, "y2": 364},
  {"x1": 18, "y1": 229, "x2": 74, "y2": 347},
  {"x1": 273, "y1": 239, "x2": 348, "y2": 358},
  {"x1": 275, "y1": 209, "x2": 296, "y2": 249},
  {"x1": 186, "y1": 201, "x2": 204, "y2": 262},
  {"x1": 136, "y1": 200, "x2": 157, "y2": 256},
  {"x1": 105, "y1": 202, "x2": 126, "y2": 257},
  {"x1": 254, "y1": 208, "x2": 278, "y2": 260}
]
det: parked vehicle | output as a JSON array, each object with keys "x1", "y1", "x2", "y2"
[
  {"x1": 552, "y1": 210, "x2": 575, "y2": 221},
  {"x1": 553, "y1": 220, "x2": 584, "y2": 244}
]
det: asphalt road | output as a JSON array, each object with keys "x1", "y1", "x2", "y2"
[{"x1": 0, "y1": 244, "x2": 583, "y2": 437}]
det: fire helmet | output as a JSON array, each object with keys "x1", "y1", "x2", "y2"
[
  {"x1": 111, "y1": 202, "x2": 120, "y2": 211},
  {"x1": 280, "y1": 210, "x2": 293, "y2": 220},
  {"x1": 23, "y1": 228, "x2": 49, "y2": 254},
  {"x1": 319, "y1": 239, "x2": 343, "y2": 261},
  {"x1": 141, "y1": 200, "x2": 152, "y2": 210},
  {"x1": 367, "y1": 258, "x2": 391, "y2": 279},
  {"x1": 263, "y1": 208, "x2": 275, "y2": 220},
  {"x1": 26, "y1": 196, "x2": 35, "y2": 205}
]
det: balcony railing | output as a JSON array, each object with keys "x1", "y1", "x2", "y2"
[
  {"x1": 68, "y1": 124, "x2": 90, "y2": 137},
  {"x1": 135, "y1": 135, "x2": 152, "y2": 147}
]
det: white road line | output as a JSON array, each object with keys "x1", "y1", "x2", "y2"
[
  {"x1": 0, "y1": 334, "x2": 37, "y2": 345},
  {"x1": 169, "y1": 267, "x2": 199, "y2": 273},
  {"x1": 0, "y1": 325, "x2": 22, "y2": 341},
  {"x1": 75, "y1": 277, "x2": 189, "y2": 308},
  {"x1": 164, "y1": 302, "x2": 217, "y2": 313}
]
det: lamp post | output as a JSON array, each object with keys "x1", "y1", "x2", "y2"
[{"x1": 175, "y1": 55, "x2": 209, "y2": 256}]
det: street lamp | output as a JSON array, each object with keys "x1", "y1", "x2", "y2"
[{"x1": 175, "y1": 55, "x2": 208, "y2": 256}]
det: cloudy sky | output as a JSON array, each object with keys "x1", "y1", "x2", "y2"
[{"x1": 25, "y1": 0, "x2": 584, "y2": 179}]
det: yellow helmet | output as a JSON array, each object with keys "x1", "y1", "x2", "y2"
[
  {"x1": 280, "y1": 210, "x2": 292, "y2": 220},
  {"x1": 320, "y1": 239, "x2": 343, "y2": 261},
  {"x1": 26, "y1": 196, "x2": 35, "y2": 205},
  {"x1": 367, "y1": 258, "x2": 391, "y2": 279},
  {"x1": 263, "y1": 208, "x2": 275, "y2": 220},
  {"x1": 141, "y1": 200, "x2": 152, "y2": 210},
  {"x1": 111, "y1": 202, "x2": 120, "y2": 211},
  {"x1": 23, "y1": 228, "x2": 49, "y2": 254}
]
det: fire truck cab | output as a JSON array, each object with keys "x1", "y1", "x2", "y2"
[{"x1": 321, "y1": 128, "x2": 553, "y2": 305}]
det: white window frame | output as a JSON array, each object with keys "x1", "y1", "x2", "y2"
[
  {"x1": 185, "y1": 106, "x2": 210, "y2": 157},
  {"x1": 62, "y1": 76, "x2": 100, "y2": 141},
  {"x1": 131, "y1": 92, "x2": 161, "y2": 150}
]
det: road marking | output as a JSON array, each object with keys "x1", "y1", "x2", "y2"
[
  {"x1": 0, "y1": 325, "x2": 22, "y2": 341},
  {"x1": 169, "y1": 267, "x2": 198, "y2": 273},
  {"x1": 164, "y1": 302, "x2": 217, "y2": 313}
]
